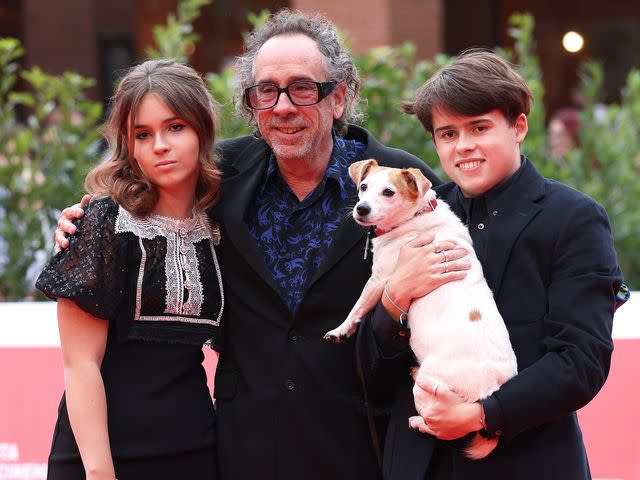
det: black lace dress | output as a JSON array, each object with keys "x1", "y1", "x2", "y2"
[{"x1": 36, "y1": 197, "x2": 223, "y2": 479}]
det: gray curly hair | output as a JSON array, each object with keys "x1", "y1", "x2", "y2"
[{"x1": 234, "y1": 9, "x2": 363, "y2": 136}]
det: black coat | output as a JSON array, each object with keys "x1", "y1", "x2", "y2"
[
  {"x1": 211, "y1": 125, "x2": 440, "y2": 480},
  {"x1": 360, "y1": 159, "x2": 623, "y2": 480}
]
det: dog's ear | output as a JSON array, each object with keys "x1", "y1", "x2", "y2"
[
  {"x1": 349, "y1": 159, "x2": 378, "y2": 186},
  {"x1": 400, "y1": 168, "x2": 432, "y2": 199}
]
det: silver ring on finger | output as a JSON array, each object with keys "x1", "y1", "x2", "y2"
[
  {"x1": 433, "y1": 241, "x2": 441, "y2": 253},
  {"x1": 443, "y1": 262, "x2": 448, "y2": 274},
  {"x1": 441, "y1": 250, "x2": 448, "y2": 263}
]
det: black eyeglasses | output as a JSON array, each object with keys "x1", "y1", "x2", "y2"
[{"x1": 244, "y1": 80, "x2": 338, "y2": 110}]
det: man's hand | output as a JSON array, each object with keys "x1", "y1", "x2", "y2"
[
  {"x1": 409, "y1": 377, "x2": 483, "y2": 440},
  {"x1": 382, "y1": 234, "x2": 470, "y2": 314},
  {"x1": 54, "y1": 194, "x2": 92, "y2": 253}
]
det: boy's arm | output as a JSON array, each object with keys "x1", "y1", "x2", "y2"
[
  {"x1": 487, "y1": 200, "x2": 621, "y2": 441},
  {"x1": 422, "y1": 198, "x2": 622, "y2": 442}
]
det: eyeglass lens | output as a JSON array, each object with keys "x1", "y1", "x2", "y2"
[{"x1": 248, "y1": 81, "x2": 320, "y2": 109}]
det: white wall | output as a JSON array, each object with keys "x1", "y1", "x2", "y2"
[{"x1": 1, "y1": 294, "x2": 638, "y2": 347}]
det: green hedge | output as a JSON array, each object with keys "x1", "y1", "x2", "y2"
[{"x1": 0, "y1": 5, "x2": 637, "y2": 299}]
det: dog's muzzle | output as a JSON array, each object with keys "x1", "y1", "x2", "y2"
[{"x1": 355, "y1": 202, "x2": 371, "y2": 217}]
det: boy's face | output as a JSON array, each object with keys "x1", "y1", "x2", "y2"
[{"x1": 432, "y1": 108, "x2": 528, "y2": 197}]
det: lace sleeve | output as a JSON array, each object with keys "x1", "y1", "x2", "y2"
[{"x1": 36, "y1": 197, "x2": 127, "y2": 321}]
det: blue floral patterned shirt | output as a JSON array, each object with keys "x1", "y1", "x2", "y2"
[{"x1": 246, "y1": 134, "x2": 366, "y2": 313}]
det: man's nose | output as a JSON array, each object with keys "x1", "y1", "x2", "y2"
[{"x1": 272, "y1": 90, "x2": 297, "y2": 114}]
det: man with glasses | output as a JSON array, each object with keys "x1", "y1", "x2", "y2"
[
  {"x1": 210, "y1": 10, "x2": 456, "y2": 479},
  {"x1": 55, "y1": 9, "x2": 465, "y2": 480}
]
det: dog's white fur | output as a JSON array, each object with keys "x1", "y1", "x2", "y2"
[{"x1": 325, "y1": 159, "x2": 517, "y2": 459}]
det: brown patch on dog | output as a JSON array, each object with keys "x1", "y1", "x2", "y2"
[
  {"x1": 469, "y1": 309, "x2": 482, "y2": 322},
  {"x1": 390, "y1": 170, "x2": 419, "y2": 201},
  {"x1": 410, "y1": 365, "x2": 420, "y2": 380},
  {"x1": 391, "y1": 168, "x2": 433, "y2": 201},
  {"x1": 348, "y1": 158, "x2": 379, "y2": 186}
]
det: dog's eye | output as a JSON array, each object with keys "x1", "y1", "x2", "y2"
[
  {"x1": 382, "y1": 188, "x2": 395, "y2": 197},
  {"x1": 360, "y1": 183, "x2": 367, "y2": 192}
]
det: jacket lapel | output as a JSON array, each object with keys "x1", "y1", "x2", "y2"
[
  {"x1": 440, "y1": 159, "x2": 545, "y2": 297},
  {"x1": 308, "y1": 191, "x2": 368, "y2": 287},
  {"x1": 221, "y1": 142, "x2": 281, "y2": 293},
  {"x1": 482, "y1": 160, "x2": 545, "y2": 295}
]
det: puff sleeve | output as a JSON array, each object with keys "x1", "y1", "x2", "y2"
[{"x1": 36, "y1": 197, "x2": 127, "y2": 322}]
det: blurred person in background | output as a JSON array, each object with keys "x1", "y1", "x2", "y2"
[{"x1": 547, "y1": 107, "x2": 580, "y2": 158}]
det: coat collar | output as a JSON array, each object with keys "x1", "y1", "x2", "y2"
[
  {"x1": 436, "y1": 157, "x2": 545, "y2": 295},
  {"x1": 216, "y1": 128, "x2": 373, "y2": 305},
  {"x1": 220, "y1": 139, "x2": 279, "y2": 293}
]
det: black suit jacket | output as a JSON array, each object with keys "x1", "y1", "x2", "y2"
[
  {"x1": 210, "y1": 125, "x2": 440, "y2": 480},
  {"x1": 360, "y1": 158, "x2": 623, "y2": 479}
]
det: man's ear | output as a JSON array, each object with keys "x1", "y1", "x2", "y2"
[
  {"x1": 332, "y1": 82, "x2": 347, "y2": 120},
  {"x1": 514, "y1": 113, "x2": 528, "y2": 145},
  {"x1": 400, "y1": 168, "x2": 432, "y2": 199},
  {"x1": 348, "y1": 159, "x2": 378, "y2": 185}
]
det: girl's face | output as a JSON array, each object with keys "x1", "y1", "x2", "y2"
[{"x1": 131, "y1": 93, "x2": 201, "y2": 199}]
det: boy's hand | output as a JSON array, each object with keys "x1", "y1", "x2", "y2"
[
  {"x1": 411, "y1": 378, "x2": 483, "y2": 440},
  {"x1": 54, "y1": 194, "x2": 92, "y2": 253}
]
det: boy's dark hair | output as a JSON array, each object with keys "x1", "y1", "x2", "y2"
[{"x1": 403, "y1": 48, "x2": 533, "y2": 134}]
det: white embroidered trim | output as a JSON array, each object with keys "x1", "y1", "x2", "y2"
[{"x1": 115, "y1": 207, "x2": 222, "y2": 327}]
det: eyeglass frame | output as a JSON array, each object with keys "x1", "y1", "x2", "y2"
[{"x1": 243, "y1": 80, "x2": 338, "y2": 110}]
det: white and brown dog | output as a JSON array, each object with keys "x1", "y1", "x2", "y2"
[{"x1": 324, "y1": 159, "x2": 517, "y2": 459}]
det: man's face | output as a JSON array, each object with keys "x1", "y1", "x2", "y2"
[
  {"x1": 253, "y1": 34, "x2": 346, "y2": 168},
  {"x1": 432, "y1": 108, "x2": 528, "y2": 197}
]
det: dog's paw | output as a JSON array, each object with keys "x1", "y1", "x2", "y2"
[
  {"x1": 323, "y1": 329, "x2": 351, "y2": 343},
  {"x1": 323, "y1": 331, "x2": 346, "y2": 343},
  {"x1": 324, "y1": 322, "x2": 358, "y2": 342}
]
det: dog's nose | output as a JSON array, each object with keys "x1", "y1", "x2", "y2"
[{"x1": 356, "y1": 203, "x2": 370, "y2": 217}]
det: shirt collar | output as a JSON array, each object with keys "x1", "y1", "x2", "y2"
[
  {"x1": 259, "y1": 131, "x2": 364, "y2": 202},
  {"x1": 455, "y1": 155, "x2": 528, "y2": 216}
]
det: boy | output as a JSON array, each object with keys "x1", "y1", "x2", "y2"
[{"x1": 360, "y1": 49, "x2": 624, "y2": 479}]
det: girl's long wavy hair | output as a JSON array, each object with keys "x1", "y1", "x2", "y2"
[{"x1": 85, "y1": 59, "x2": 221, "y2": 215}]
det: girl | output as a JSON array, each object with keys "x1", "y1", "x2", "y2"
[{"x1": 36, "y1": 59, "x2": 222, "y2": 480}]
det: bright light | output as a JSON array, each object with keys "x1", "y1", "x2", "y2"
[{"x1": 562, "y1": 31, "x2": 584, "y2": 53}]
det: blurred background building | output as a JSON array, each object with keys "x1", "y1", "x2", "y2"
[{"x1": 1, "y1": 0, "x2": 639, "y2": 116}]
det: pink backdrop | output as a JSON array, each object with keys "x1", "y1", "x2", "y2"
[{"x1": 1, "y1": 301, "x2": 638, "y2": 480}]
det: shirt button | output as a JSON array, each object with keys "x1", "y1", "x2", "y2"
[
  {"x1": 288, "y1": 331, "x2": 298, "y2": 341},
  {"x1": 477, "y1": 223, "x2": 485, "y2": 230},
  {"x1": 285, "y1": 379, "x2": 295, "y2": 391},
  {"x1": 492, "y1": 210, "x2": 498, "y2": 216},
  {"x1": 183, "y1": 304, "x2": 191, "y2": 313},
  {"x1": 185, "y1": 281, "x2": 192, "y2": 290},
  {"x1": 180, "y1": 245, "x2": 188, "y2": 254}
]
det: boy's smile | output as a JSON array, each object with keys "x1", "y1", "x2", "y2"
[{"x1": 432, "y1": 108, "x2": 528, "y2": 197}]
